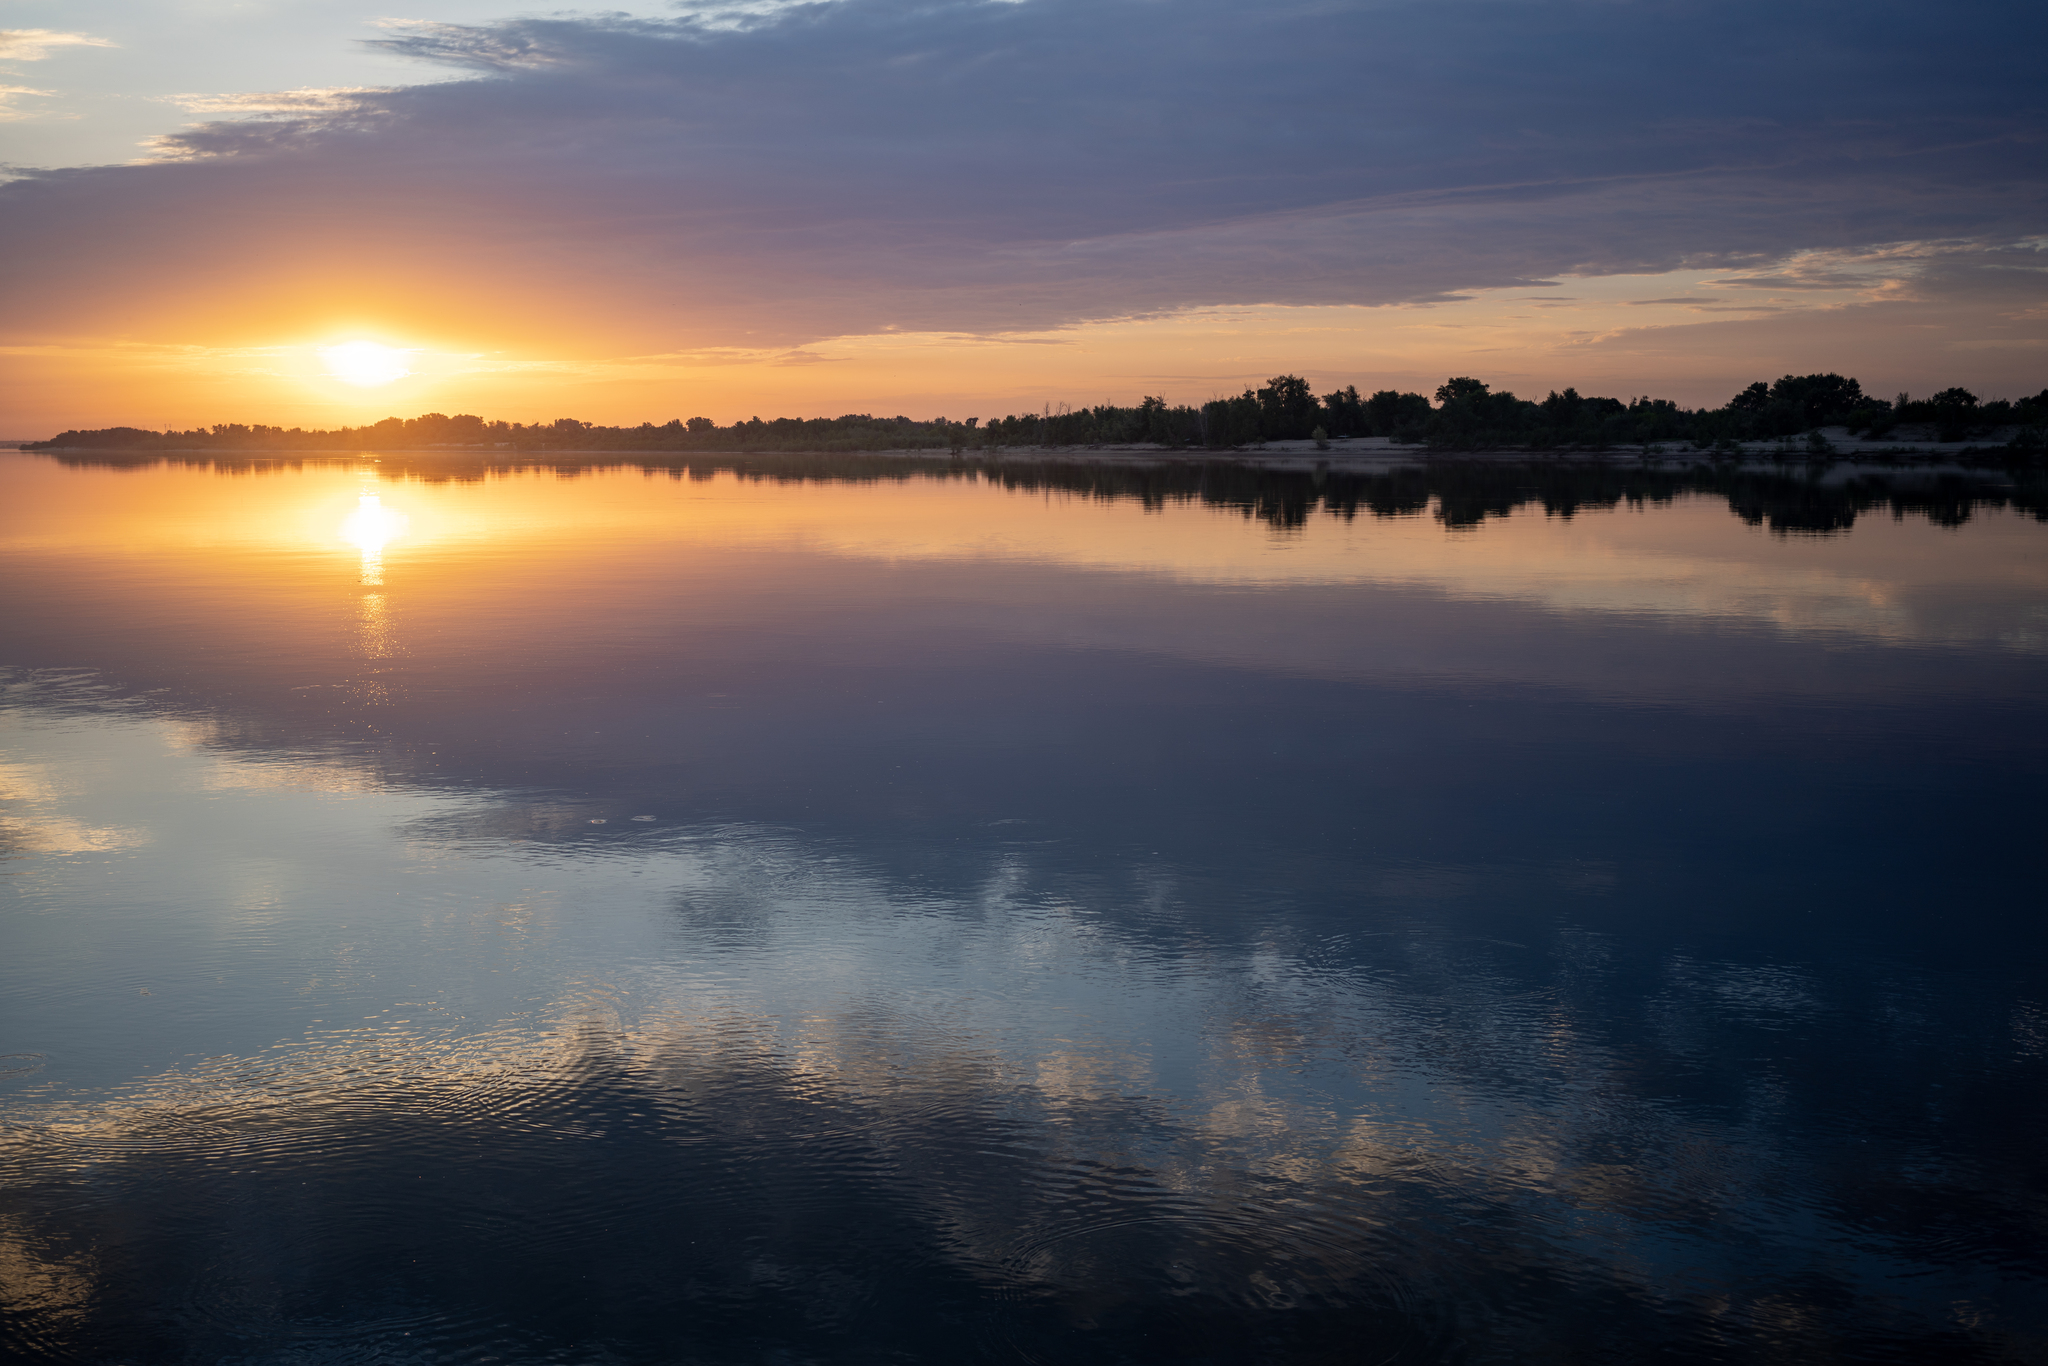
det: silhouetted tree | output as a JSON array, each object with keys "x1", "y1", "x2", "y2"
[
  {"x1": 1435, "y1": 377, "x2": 1490, "y2": 407},
  {"x1": 1364, "y1": 390, "x2": 1432, "y2": 438},
  {"x1": 1257, "y1": 375, "x2": 1321, "y2": 440},
  {"x1": 1769, "y1": 373, "x2": 1865, "y2": 428},
  {"x1": 1729, "y1": 382, "x2": 1773, "y2": 414}
]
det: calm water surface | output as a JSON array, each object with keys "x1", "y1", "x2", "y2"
[{"x1": 2, "y1": 452, "x2": 2045, "y2": 1363}]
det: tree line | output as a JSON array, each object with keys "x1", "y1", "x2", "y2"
[{"x1": 25, "y1": 373, "x2": 2048, "y2": 455}]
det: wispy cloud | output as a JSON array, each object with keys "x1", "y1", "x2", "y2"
[
  {"x1": 0, "y1": 29, "x2": 116, "y2": 62},
  {"x1": 366, "y1": 19, "x2": 577, "y2": 71},
  {"x1": 168, "y1": 88, "x2": 394, "y2": 118},
  {"x1": 0, "y1": 83, "x2": 54, "y2": 117}
]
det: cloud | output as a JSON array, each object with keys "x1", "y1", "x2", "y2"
[
  {"x1": 167, "y1": 88, "x2": 396, "y2": 118},
  {"x1": 0, "y1": 29, "x2": 116, "y2": 62},
  {"x1": 0, "y1": 0, "x2": 2042, "y2": 352},
  {"x1": 0, "y1": 84, "x2": 56, "y2": 120}
]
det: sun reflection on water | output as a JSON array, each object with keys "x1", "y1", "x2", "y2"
[
  {"x1": 355, "y1": 592, "x2": 397, "y2": 663},
  {"x1": 341, "y1": 490, "x2": 404, "y2": 679},
  {"x1": 342, "y1": 491, "x2": 406, "y2": 587}
]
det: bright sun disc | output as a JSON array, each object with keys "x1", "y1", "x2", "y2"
[{"x1": 321, "y1": 341, "x2": 412, "y2": 387}]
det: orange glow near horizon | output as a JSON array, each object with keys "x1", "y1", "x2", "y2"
[{"x1": 4, "y1": 260, "x2": 2044, "y2": 438}]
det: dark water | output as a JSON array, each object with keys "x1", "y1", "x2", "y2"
[{"x1": 2, "y1": 451, "x2": 2045, "y2": 1364}]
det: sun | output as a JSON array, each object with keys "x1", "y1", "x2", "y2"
[{"x1": 321, "y1": 341, "x2": 413, "y2": 387}]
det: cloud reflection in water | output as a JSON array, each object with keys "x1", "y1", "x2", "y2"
[
  {"x1": 1, "y1": 456, "x2": 2044, "y2": 1362},
  {"x1": 1, "y1": 687, "x2": 2042, "y2": 1362}
]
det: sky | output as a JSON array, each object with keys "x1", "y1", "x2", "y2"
[{"x1": 0, "y1": 0, "x2": 2044, "y2": 435}]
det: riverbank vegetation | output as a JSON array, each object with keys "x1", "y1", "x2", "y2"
[{"x1": 26, "y1": 373, "x2": 2048, "y2": 456}]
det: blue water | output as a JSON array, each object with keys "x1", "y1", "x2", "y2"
[{"x1": 2, "y1": 453, "x2": 2044, "y2": 1363}]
